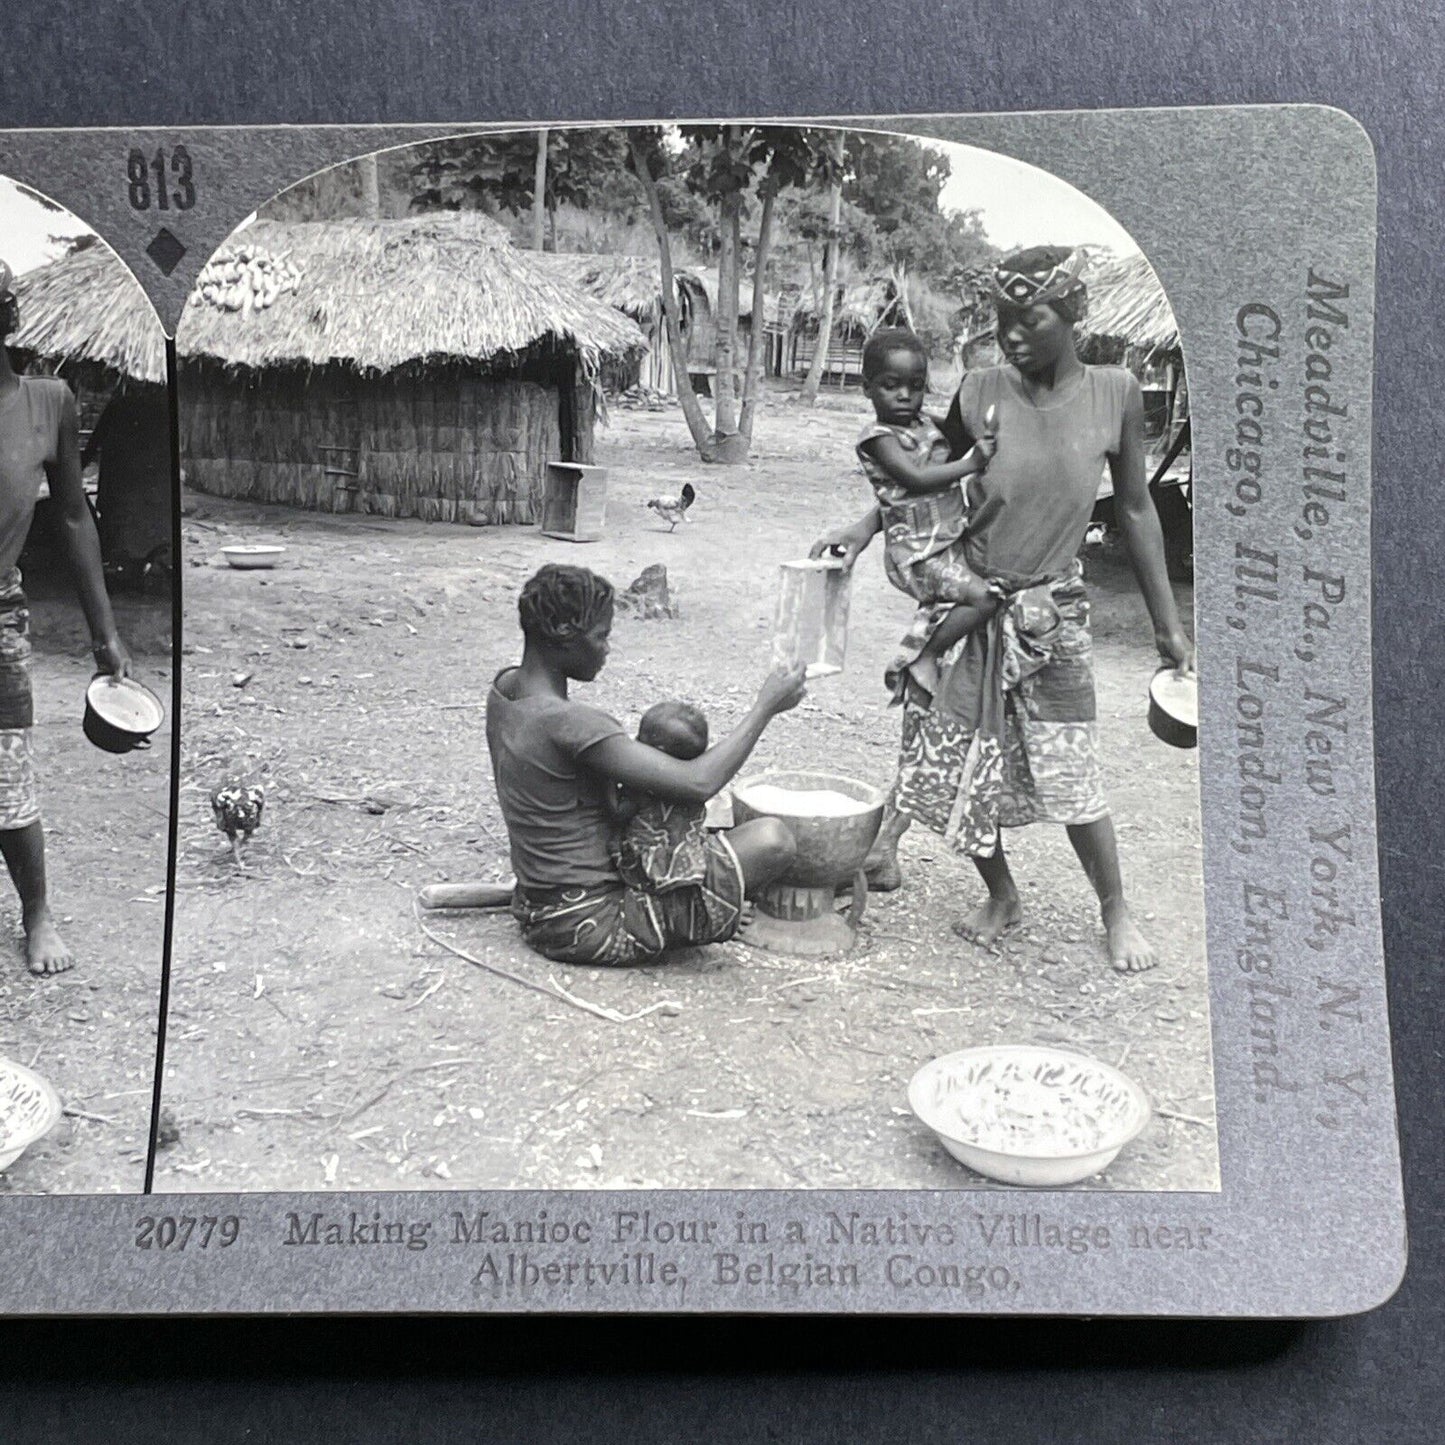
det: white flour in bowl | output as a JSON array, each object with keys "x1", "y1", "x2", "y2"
[{"x1": 737, "y1": 784, "x2": 874, "y2": 818}]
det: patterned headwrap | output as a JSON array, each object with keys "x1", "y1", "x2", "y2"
[{"x1": 989, "y1": 247, "x2": 1088, "y2": 317}]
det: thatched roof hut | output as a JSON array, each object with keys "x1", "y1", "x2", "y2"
[
  {"x1": 9, "y1": 240, "x2": 167, "y2": 386},
  {"x1": 179, "y1": 214, "x2": 643, "y2": 379},
  {"x1": 536, "y1": 253, "x2": 670, "y2": 327},
  {"x1": 536, "y1": 252, "x2": 714, "y2": 393},
  {"x1": 790, "y1": 274, "x2": 907, "y2": 340},
  {"x1": 1077, "y1": 252, "x2": 1179, "y2": 363},
  {"x1": 780, "y1": 274, "x2": 909, "y2": 384},
  {"x1": 178, "y1": 214, "x2": 647, "y2": 525}
]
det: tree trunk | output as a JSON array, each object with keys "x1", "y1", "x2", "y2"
[
  {"x1": 893, "y1": 265, "x2": 914, "y2": 330},
  {"x1": 801, "y1": 133, "x2": 844, "y2": 405},
  {"x1": 712, "y1": 184, "x2": 743, "y2": 457},
  {"x1": 531, "y1": 129, "x2": 549, "y2": 251},
  {"x1": 629, "y1": 135, "x2": 716, "y2": 459},
  {"x1": 360, "y1": 153, "x2": 381, "y2": 219},
  {"x1": 738, "y1": 180, "x2": 777, "y2": 447}
]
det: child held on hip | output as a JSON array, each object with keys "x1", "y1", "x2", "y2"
[{"x1": 855, "y1": 328, "x2": 1003, "y2": 667}]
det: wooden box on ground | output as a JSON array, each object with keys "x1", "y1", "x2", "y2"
[
  {"x1": 541, "y1": 462, "x2": 609, "y2": 542},
  {"x1": 772, "y1": 558, "x2": 852, "y2": 678}
]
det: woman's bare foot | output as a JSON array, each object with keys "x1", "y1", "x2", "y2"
[
  {"x1": 25, "y1": 904, "x2": 74, "y2": 976},
  {"x1": 1104, "y1": 903, "x2": 1157, "y2": 973},
  {"x1": 953, "y1": 894, "x2": 1022, "y2": 947}
]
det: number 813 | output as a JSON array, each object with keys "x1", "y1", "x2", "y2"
[{"x1": 126, "y1": 146, "x2": 196, "y2": 212}]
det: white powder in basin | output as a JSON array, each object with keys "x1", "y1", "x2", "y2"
[
  {"x1": 737, "y1": 784, "x2": 873, "y2": 818},
  {"x1": 952, "y1": 1079, "x2": 1110, "y2": 1155}
]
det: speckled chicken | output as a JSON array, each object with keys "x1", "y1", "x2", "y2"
[
  {"x1": 646, "y1": 482, "x2": 696, "y2": 532},
  {"x1": 210, "y1": 781, "x2": 265, "y2": 867}
]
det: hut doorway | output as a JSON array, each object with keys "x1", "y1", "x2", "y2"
[{"x1": 319, "y1": 374, "x2": 363, "y2": 512}]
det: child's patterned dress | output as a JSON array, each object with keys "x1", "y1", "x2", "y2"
[{"x1": 856, "y1": 415, "x2": 982, "y2": 606}]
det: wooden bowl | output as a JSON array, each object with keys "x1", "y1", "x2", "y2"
[{"x1": 731, "y1": 770, "x2": 884, "y2": 888}]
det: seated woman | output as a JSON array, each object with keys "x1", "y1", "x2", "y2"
[{"x1": 485, "y1": 563, "x2": 805, "y2": 966}]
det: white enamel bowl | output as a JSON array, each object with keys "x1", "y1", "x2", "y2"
[
  {"x1": 222, "y1": 544, "x2": 286, "y2": 570},
  {"x1": 908, "y1": 1045, "x2": 1152, "y2": 1188},
  {"x1": 0, "y1": 1057, "x2": 63, "y2": 1172}
]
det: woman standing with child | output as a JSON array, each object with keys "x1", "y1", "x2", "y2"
[
  {"x1": 486, "y1": 562, "x2": 806, "y2": 967},
  {"x1": 814, "y1": 246, "x2": 1194, "y2": 974}
]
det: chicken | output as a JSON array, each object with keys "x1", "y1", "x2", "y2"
[
  {"x1": 646, "y1": 482, "x2": 696, "y2": 532},
  {"x1": 210, "y1": 781, "x2": 265, "y2": 868}
]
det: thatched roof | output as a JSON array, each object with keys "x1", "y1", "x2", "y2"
[
  {"x1": 1078, "y1": 253, "x2": 1179, "y2": 356},
  {"x1": 537, "y1": 253, "x2": 664, "y2": 324},
  {"x1": 9, "y1": 242, "x2": 167, "y2": 385},
  {"x1": 537, "y1": 252, "x2": 720, "y2": 331},
  {"x1": 176, "y1": 214, "x2": 646, "y2": 376},
  {"x1": 791, "y1": 274, "x2": 906, "y2": 334}
]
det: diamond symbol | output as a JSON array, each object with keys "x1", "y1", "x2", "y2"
[{"x1": 145, "y1": 227, "x2": 187, "y2": 277}]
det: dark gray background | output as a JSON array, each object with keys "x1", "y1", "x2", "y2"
[{"x1": 0, "y1": 0, "x2": 1439, "y2": 1439}]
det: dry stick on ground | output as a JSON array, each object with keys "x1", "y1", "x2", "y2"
[
  {"x1": 337, "y1": 1056, "x2": 490, "y2": 1126},
  {"x1": 403, "y1": 974, "x2": 446, "y2": 1012},
  {"x1": 1154, "y1": 1106, "x2": 1214, "y2": 1128},
  {"x1": 412, "y1": 901, "x2": 679, "y2": 1024}
]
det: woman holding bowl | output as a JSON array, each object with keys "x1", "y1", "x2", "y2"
[
  {"x1": 813, "y1": 246, "x2": 1194, "y2": 974},
  {"x1": 0, "y1": 259, "x2": 132, "y2": 976}
]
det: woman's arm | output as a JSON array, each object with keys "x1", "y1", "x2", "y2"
[
  {"x1": 935, "y1": 387, "x2": 979, "y2": 461},
  {"x1": 809, "y1": 505, "x2": 883, "y2": 568},
  {"x1": 1110, "y1": 380, "x2": 1194, "y2": 673},
  {"x1": 582, "y1": 663, "x2": 806, "y2": 805},
  {"x1": 49, "y1": 389, "x2": 129, "y2": 677},
  {"x1": 859, "y1": 433, "x2": 991, "y2": 495}
]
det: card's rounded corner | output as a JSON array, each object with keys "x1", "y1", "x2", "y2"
[
  {"x1": 1297, "y1": 103, "x2": 1379, "y2": 176},
  {"x1": 1317, "y1": 1228, "x2": 1408, "y2": 1319}
]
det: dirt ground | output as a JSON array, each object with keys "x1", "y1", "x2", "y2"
[
  {"x1": 0, "y1": 557, "x2": 171, "y2": 1195},
  {"x1": 155, "y1": 393, "x2": 1216, "y2": 1195}
]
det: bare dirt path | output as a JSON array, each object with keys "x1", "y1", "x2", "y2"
[{"x1": 156, "y1": 397, "x2": 1215, "y2": 1195}]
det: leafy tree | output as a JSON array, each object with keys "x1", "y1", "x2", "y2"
[
  {"x1": 625, "y1": 126, "x2": 817, "y2": 460},
  {"x1": 261, "y1": 150, "x2": 415, "y2": 221},
  {"x1": 770, "y1": 189, "x2": 879, "y2": 291},
  {"x1": 407, "y1": 128, "x2": 637, "y2": 248},
  {"x1": 845, "y1": 133, "x2": 995, "y2": 277},
  {"x1": 630, "y1": 125, "x2": 819, "y2": 462}
]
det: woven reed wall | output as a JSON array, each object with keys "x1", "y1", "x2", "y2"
[{"x1": 181, "y1": 362, "x2": 571, "y2": 524}]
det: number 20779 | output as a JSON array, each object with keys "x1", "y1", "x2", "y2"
[{"x1": 134, "y1": 1215, "x2": 240, "y2": 1250}]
